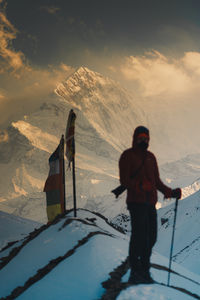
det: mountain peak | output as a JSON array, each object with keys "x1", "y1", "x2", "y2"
[
  {"x1": 55, "y1": 66, "x2": 111, "y2": 104},
  {"x1": 55, "y1": 66, "x2": 119, "y2": 101},
  {"x1": 72, "y1": 66, "x2": 107, "y2": 83},
  {"x1": 75, "y1": 66, "x2": 93, "y2": 75}
]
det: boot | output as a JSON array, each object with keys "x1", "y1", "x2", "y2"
[
  {"x1": 141, "y1": 269, "x2": 154, "y2": 283},
  {"x1": 128, "y1": 269, "x2": 147, "y2": 284}
]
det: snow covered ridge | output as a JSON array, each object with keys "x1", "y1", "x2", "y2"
[
  {"x1": 0, "y1": 209, "x2": 200, "y2": 300},
  {"x1": 182, "y1": 178, "x2": 200, "y2": 199},
  {"x1": 12, "y1": 121, "x2": 58, "y2": 153},
  {"x1": 0, "y1": 209, "x2": 127, "y2": 299}
]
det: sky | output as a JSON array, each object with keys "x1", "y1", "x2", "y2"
[{"x1": 1, "y1": 0, "x2": 200, "y2": 127}]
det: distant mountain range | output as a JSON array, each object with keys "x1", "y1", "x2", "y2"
[{"x1": 1, "y1": 67, "x2": 200, "y2": 223}]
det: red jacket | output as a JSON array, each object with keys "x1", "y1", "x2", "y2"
[{"x1": 119, "y1": 147, "x2": 172, "y2": 206}]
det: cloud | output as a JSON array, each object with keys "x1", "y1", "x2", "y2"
[
  {"x1": 0, "y1": 9, "x2": 26, "y2": 73},
  {"x1": 181, "y1": 51, "x2": 200, "y2": 75},
  {"x1": 16, "y1": 63, "x2": 75, "y2": 100},
  {"x1": 0, "y1": 3, "x2": 75, "y2": 127},
  {"x1": 60, "y1": 63, "x2": 73, "y2": 73},
  {"x1": 0, "y1": 63, "x2": 75, "y2": 127},
  {"x1": 119, "y1": 50, "x2": 195, "y2": 97}
]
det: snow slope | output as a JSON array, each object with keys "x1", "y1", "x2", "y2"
[
  {"x1": 111, "y1": 189, "x2": 200, "y2": 277},
  {"x1": 155, "y1": 190, "x2": 200, "y2": 275},
  {"x1": 0, "y1": 209, "x2": 199, "y2": 300},
  {"x1": 0, "y1": 210, "x2": 127, "y2": 299}
]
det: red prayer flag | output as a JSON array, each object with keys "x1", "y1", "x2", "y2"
[{"x1": 44, "y1": 136, "x2": 65, "y2": 222}]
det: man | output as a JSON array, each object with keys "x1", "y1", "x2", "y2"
[{"x1": 119, "y1": 126, "x2": 181, "y2": 284}]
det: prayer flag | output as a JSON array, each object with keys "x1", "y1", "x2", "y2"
[{"x1": 44, "y1": 136, "x2": 65, "y2": 222}]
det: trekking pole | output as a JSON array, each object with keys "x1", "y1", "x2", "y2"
[{"x1": 167, "y1": 197, "x2": 179, "y2": 286}]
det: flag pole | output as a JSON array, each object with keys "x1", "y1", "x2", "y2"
[
  {"x1": 72, "y1": 156, "x2": 77, "y2": 217},
  {"x1": 65, "y1": 109, "x2": 77, "y2": 217},
  {"x1": 62, "y1": 134, "x2": 66, "y2": 213}
]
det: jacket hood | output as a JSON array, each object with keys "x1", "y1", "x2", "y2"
[{"x1": 132, "y1": 126, "x2": 149, "y2": 147}]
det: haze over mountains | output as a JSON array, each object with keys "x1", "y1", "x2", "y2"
[{"x1": 0, "y1": 67, "x2": 200, "y2": 223}]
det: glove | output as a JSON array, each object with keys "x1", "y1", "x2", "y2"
[
  {"x1": 171, "y1": 188, "x2": 181, "y2": 199},
  {"x1": 164, "y1": 188, "x2": 172, "y2": 199}
]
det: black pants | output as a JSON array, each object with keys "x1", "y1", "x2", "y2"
[{"x1": 128, "y1": 203, "x2": 157, "y2": 273}]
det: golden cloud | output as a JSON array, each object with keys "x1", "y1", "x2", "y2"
[
  {"x1": 0, "y1": 11, "x2": 26, "y2": 72},
  {"x1": 0, "y1": 3, "x2": 75, "y2": 127},
  {"x1": 60, "y1": 63, "x2": 73, "y2": 72},
  {"x1": 182, "y1": 52, "x2": 200, "y2": 75},
  {"x1": 0, "y1": 0, "x2": 74, "y2": 125},
  {"x1": 0, "y1": 3, "x2": 75, "y2": 125},
  {"x1": 18, "y1": 64, "x2": 75, "y2": 95},
  {"x1": 0, "y1": 63, "x2": 75, "y2": 127},
  {"x1": 120, "y1": 50, "x2": 193, "y2": 97}
]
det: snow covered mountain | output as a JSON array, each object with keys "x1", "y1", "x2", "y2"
[
  {"x1": 55, "y1": 67, "x2": 144, "y2": 153},
  {"x1": 1, "y1": 66, "x2": 200, "y2": 224},
  {"x1": 0, "y1": 209, "x2": 199, "y2": 300},
  {"x1": 0, "y1": 67, "x2": 147, "y2": 223},
  {"x1": 0, "y1": 67, "x2": 141, "y2": 223}
]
